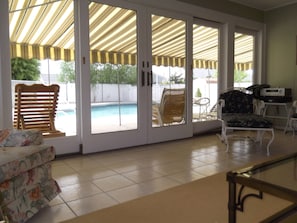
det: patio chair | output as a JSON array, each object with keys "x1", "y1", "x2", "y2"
[
  {"x1": 152, "y1": 88, "x2": 185, "y2": 126},
  {"x1": 193, "y1": 97, "x2": 210, "y2": 120},
  {"x1": 13, "y1": 83, "x2": 65, "y2": 138}
]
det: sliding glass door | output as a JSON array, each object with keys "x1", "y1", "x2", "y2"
[
  {"x1": 6, "y1": 0, "x2": 193, "y2": 154},
  {"x1": 8, "y1": 0, "x2": 80, "y2": 154},
  {"x1": 151, "y1": 14, "x2": 187, "y2": 128},
  {"x1": 148, "y1": 12, "x2": 192, "y2": 143},
  {"x1": 83, "y1": 2, "x2": 192, "y2": 152},
  {"x1": 81, "y1": 0, "x2": 149, "y2": 153},
  {"x1": 5, "y1": 0, "x2": 263, "y2": 154},
  {"x1": 88, "y1": 3, "x2": 138, "y2": 134}
]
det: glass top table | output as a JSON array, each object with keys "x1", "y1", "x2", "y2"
[{"x1": 227, "y1": 152, "x2": 297, "y2": 223}]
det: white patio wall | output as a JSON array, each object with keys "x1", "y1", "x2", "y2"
[{"x1": 11, "y1": 81, "x2": 184, "y2": 105}]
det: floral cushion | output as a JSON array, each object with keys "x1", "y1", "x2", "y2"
[{"x1": 0, "y1": 129, "x2": 43, "y2": 147}]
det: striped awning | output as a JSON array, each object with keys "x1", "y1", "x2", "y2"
[
  {"x1": 8, "y1": 0, "x2": 253, "y2": 70},
  {"x1": 10, "y1": 42, "x2": 75, "y2": 61}
]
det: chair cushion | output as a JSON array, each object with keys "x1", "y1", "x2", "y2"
[{"x1": 222, "y1": 113, "x2": 273, "y2": 128}]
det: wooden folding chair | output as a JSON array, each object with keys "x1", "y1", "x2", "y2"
[{"x1": 14, "y1": 83, "x2": 65, "y2": 138}]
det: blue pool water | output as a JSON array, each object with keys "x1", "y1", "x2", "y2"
[
  {"x1": 92, "y1": 104, "x2": 137, "y2": 118},
  {"x1": 58, "y1": 103, "x2": 137, "y2": 118}
]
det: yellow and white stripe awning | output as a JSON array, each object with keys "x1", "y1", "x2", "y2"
[{"x1": 9, "y1": 0, "x2": 253, "y2": 70}]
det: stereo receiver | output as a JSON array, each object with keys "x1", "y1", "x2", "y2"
[{"x1": 260, "y1": 88, "x2": 292, "y2": 102}]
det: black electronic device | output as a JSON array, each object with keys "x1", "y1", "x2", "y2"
[
  {"x1": 246, "y1": 84, "x2": 270, "y2": 99},
  {"x1": 260, "y1": 88, "x2": 292, "y2": 103}
]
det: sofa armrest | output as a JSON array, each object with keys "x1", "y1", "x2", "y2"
[{"x1": 0, "y1": 129, "x2": 43, "y2": 147}]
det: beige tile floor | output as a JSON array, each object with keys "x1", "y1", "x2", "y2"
[{"x1": 28, "y1": 130, "x2": 296, "y2": 223}]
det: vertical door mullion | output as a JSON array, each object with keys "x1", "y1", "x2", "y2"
[
  {"x1": 186, "y1": 18, "x2": 194, "y2": 124},
  {"x1": 0, "y1": 0, "x2": 12, "y2": 129},
  {"x1": 77, "y1": 0, "x2": 92, "y2": 145}
]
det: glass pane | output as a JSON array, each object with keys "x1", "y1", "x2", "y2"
[
  {"x1": 234, "y1": 32, "x2": 254, "y2": 88},
  {"x1": 9, "y1": 0, "x2": 76, "y2": 136},
  {"x1": 192, "y1": 25, "x2": 218, "y2": 122},
  {"x1": 151, "y1": 15, "x2": 186, "y2": 127},
  {"x1": 89, "y1": 2, "x2": 137, "y2": 134}
]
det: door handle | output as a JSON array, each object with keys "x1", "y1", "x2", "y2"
[
  {"x1": 147, "y1": 71, "x2": 152, "y2": 86},
  {"x1": 142, "y1": 70, "x2": 145, "y2": 86}
]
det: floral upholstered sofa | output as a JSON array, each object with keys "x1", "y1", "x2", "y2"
[{"x1": 0, "y1": 129, "x2": 61, "y2": 223}]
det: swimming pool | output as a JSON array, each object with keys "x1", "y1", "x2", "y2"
[
  {"x1": 56, "y1": 103, "x2": 138, "y2": 135},
  {"x1": 58, "y1": 103, "x2": 137, "y2": 118},
  {"x1": 91, "y1": 104, "x2": 137, "y2": 118}
]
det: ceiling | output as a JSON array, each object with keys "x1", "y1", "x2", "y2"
[{"x1": 229, "y1": 0, "x2": 297, "y2": 11}]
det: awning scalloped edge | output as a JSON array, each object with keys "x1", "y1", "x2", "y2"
[{"x1": 10, "y1": 43, "x2": 252, "y2": 70}]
